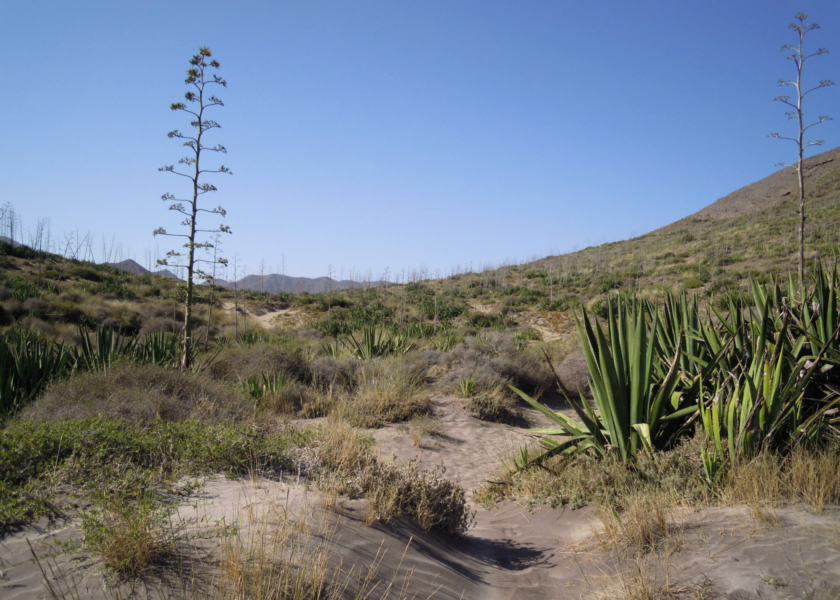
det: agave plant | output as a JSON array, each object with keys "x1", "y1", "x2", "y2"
[
  {"x1": 136, "y1": 331, "x2": 181, "y2": 367},
  {"x1": 698, "y1": 277, "x2": 840, "y2": 472},
  {"x1": 455, "y1": 376, "x2": 476, "y2": 398},
  {"x1": 433, "y1": 333, "x2": 458, "y2": 352},
  {"x1": 794, "y1": 262, "x2": 840, "y2": 360},
  {"x1": 389, "y1": 332, "x2": 414, "y2": 355},
  {"x1": 512, "y1": 298, "x2": 694, "y2": 467},
  {"x1": 75, "y1": 325, "x2": 137, "y2": 371},
  {"x1": 0, "y1": 329, "x2": 74, "y2": 416},
  {"x1": 343, "y1": 327, "x2": 412, "y2": 359},
  {"x1": 345, "y1": 327, "x2": 391, "y2": 360},
  {"x1": 320, "y1": 339, "x2": 343, "y2": 358},
  {"x1": 241, "y1": 372, "x2": 290, "y2": 400}
]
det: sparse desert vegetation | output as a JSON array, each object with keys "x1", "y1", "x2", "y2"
[{"x1": 4, "y1": 190, "x2": 840, "y2": 598}]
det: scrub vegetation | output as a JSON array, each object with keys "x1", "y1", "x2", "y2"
[{"x1": 4, "y1": 152, "x2": 840, "y2": 599}]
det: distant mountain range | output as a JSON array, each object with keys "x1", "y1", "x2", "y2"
[
  {"x1": 1, "y1": 235, "x2": 378, "y2": 294},
  {"x1": 107, "y1": 259, "x2": 180, "y2": 279},
  {"x1": 0, "y1": 236, "x2": 24, "y2": 248},
  {"x1": 212, "y1": 273, "x2": 384, "y2": 294}
]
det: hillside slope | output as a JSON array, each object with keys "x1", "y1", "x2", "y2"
[{"x1": 438, "y1": 146, "x2": 840, "y2": 313}]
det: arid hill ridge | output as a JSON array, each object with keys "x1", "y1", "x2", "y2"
[
  {"x1": 666, "y1": 146, "x2": 840, "y2": 225},
  {"x1": 439, "y1": 145, "x2": 840, "y2": 308}
]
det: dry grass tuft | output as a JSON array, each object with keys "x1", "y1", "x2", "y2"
[
  {"x1": 784, "y1": 447, "x2": 840, "y2": 512},
  {"x1": 80, "y1": 493, "x2": 175, "y2": 578},
  {"x1": 308, "y1": 421, "x2": 472, "y2": 535},
  {"x1": 595, "y1": 562, "x2": 715, "y2": 600},
  {"x1": 475, "y1": 434, "x2": 709, "y2": 510},
  {"x1": 334, "y1": 358, "x2": 431, "y2": 428},
  {"x1": 592, "y1": 493, "x2": 676, "y2": 558},
  {"x1": 465, "y1": 386, "x2": 522, "y2": 423}
]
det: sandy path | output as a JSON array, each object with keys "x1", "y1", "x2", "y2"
[
  {"x1": 4, "y1": 398, "x2": 840, "y2": 599},
  {"x1": 373, "y1": 395, "x2": 561, "y2": 496},
  {"x1": 220, "y1": 301, "x2": 312, "y2": 329}
]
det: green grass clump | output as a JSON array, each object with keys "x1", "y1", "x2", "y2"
[{"x1": 0, "y1": 418, "x2": 312, "y2": 532}]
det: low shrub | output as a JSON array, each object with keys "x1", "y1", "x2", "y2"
[
  {"x1": 308, "y1": 356, "x2": 360, "y2": 390},
  {"x1": 309, "y1": 422, "x2": 472, "y2": 535},
  {"x1": 210, "y1": 343, "x2": 308, "y2": 383},
  {"x1": 67, "y1": 265, "x2": 103, "y2": 282},
  {"x1": 22, "y1": 361, "x2": 248, "y2": 425},
  {"x1": 466, "y1": 387, "x2": 522, "y2": 424},
  {"x1": 81, "y1": 491, "x2": 174, "y2": 577}
]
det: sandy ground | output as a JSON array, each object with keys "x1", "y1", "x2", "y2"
[
  {"x1": 467, "y1": 300, "x2": 577, "y2": 344},
  {"x1": 220, "y1": 301, "x2": 312, "y2": 329},
  {"x1": 4, "y1": 397, "x2": 840, "y2": 599}
]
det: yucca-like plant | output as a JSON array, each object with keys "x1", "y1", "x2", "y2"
[
  {"x1": 455, "y1": 376, "x2": 476, "y2": 398},
  {"x1": 0, "y1": 275, "x2": 42, "y2": 302},
  {"x1": 241, "y1": 372, "x2": 290, "y2": 400},
  {"x1": 794, "y1": 262, "x2": 840, "y2": 360},
  {"x1": 397, "y1": 322, "x2": 436, "y2": 339},
  {"x1": 75, "y1": 325, "x2": 137, "y2": 371},
  {"x1": 136, "y1": 331, "x2": 181, "y2": 367},
  {"x1": 512, "y1": 298, "x2": 694, "y2": 466},
  {"x1": 0, "y1": 329, "x2": 74, "y2": 416},
  {"x1": 433, "y1": 333, "x2": 458, "y2": 352},
  {"x1": 320, "y1": 339, "x2": 343, "y2": 358},
  {"x1": 698, "y1": 272, "x2": 840, "y2": 476},
  {"x1": 345, "y1": 327, "x2": 391, "y2": 360},
  {"x1": 343, "y1": 327, "x2": 412, "y2": 359},
  {"x1": 659, "y1": 293, "x2": 711, "y2": 379},
  {"x1": 389, "y1": 332, "x2": 414, "y2": 355}
]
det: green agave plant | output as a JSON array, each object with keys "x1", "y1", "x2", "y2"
[
  {"x1": 433, "y1": 333, "x2": 458, "y2": 352},
  {"x1": 136, "y1": 331, "x2": 181, "y2": 367},
  {"x1": 0, "y1": 329, "x2": 75, "y2": 416},
  {"x1": 241, "y1": 372, "x2": 291, "y2": 400},
  {"x1": 75, "y1": 325, "x2": 137, "y2": 371},
  {"x1": 698, "y1": 274, "x2": 840, "y2": 478},
  {"x1": 344, "y1": 326, "x2": 413, "y2": 359},
  {"x1": 512, "y1": 298, "x2": 696, "y2": 467}
]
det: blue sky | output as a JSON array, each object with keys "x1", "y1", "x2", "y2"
[{"x1": 2, "y1": 1, "x2": 838, "y2": 280}]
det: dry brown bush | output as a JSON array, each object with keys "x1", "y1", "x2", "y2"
[
  {"x1": 307, "y1": 421, "x2": 472, "y2": 535},
  {"x1": 465, "y1": 386, "x2": 523, "y2": 423},
  {"x1": 22, "y1": 361, "x2": 249, "y2": 425},
  {"x1": 309, "y1": 356, "x2": 360, "y2": 390},
  {"x1": 209, "y1": 344, "x2": 308, "y2": 382},
  {"x1": 555, "y1": 349, "x2": 592, "y2": 398},
  {"x1": 259, "y1": 381, "x2": 311, "y2": 416},
  {"x1": 443, "y1": 331, "x2": 554, "y2": 398}
]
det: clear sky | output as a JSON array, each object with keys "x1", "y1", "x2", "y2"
[{"x1": 2, "y1": 1, "x2": 838, "y2": 280}]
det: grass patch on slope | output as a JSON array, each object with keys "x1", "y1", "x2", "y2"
[{"x1": 0, "y1": 418, "x2": 311, "y2": 533}]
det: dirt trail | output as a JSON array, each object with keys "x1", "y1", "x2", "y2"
[
  {"x1": 373, "y1": 395, "x2": 564, "y2": 497},
  {"x1": 220, "y1": 301, "x2": 312, "y2": 329}
]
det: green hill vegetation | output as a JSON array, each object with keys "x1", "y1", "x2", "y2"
[{"x1": 2, "y1": 149, "x2": 840, "y2": 598}]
